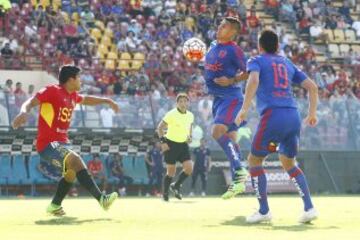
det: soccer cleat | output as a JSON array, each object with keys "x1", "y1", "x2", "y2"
[
  {"x1": 246, "y1": 211, "x2": 272, "y2": 224},
  {"x1": 201, "y1": 192, "x2": 206, "y2": 197},
  {"x1": 299, "y1": 208, "x2": 318, "y2": 223},
  {"x1": 46, "y1": 203, "x2": 66, "y2": 217},
  {"x1": 189, "y1": 192, "x2": 195, "y2": 197},
  {"x1": 222, "y1": 168, "x2": 248, "y2": 200},
  {"x1": 163, "y1": 194, "x2": 169, "y2": 202},
  {"x1": 170, "y1": 183, "x2": 182, "y2": 200},
  {"x1": 99, "y1": 192, "x2": 118, "y2": 211}
]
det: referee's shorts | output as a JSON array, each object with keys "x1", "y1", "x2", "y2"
[{"x1": 164, "y1": 139, "x2": 191, "y2": 165}]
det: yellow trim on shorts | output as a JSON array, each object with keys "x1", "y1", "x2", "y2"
[{"x1": 62, "y1": 152, "x2": 73, "y2": 176}]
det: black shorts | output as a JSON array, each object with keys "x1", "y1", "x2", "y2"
[
  {"x1": 38, "y1": 142, "x2": 73, "y2": 175},
  {"x1": 164, "y1": 140, "x2": 191, "y2": 165}
]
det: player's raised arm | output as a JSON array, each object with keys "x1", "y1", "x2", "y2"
[
  {"x1": 80, "y1": 95, "x2": 120, "y2": 113},
  {"x1": 301, "y1": 78, "x2": 319, "y2": 127},
  {"x1": 235, "y1": 71, "x2": 259, "y2": 126},
  {"x1": 12, "y1": 96, "x2": 40, "y2": 129}
]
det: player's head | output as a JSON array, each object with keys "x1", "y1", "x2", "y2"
[
  {"x1": 59, "y1": 65, "x2": 81, "y2": 91},
  {"x1": 258, "y1": 30, "x2": 279, "y2": 54},
  {"x1": 176, "y1": 92, "x2": 189, "y2": 113},
  {"x1": 216, "y1": 17, "x2": 241, "y2": 42}
]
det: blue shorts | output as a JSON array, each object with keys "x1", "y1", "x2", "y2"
[
  {"x1": 39, "y1": 142, "x2": 73, "y2": 175},
  {"x1": 251, "y1": 108, "x2": 301, "y2": 158},
  {"x1": 212, "y1": 96, "x2": 246, "y2": 132}
]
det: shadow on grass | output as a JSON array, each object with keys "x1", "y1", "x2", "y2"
[
  {"x1": 35, "y1": 217, "x2": 116, "y2": 225},
  {"x1": 205, "y1": 216, "x2": 339, "y2": 232}
]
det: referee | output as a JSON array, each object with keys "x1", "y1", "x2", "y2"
[{"x1": 157, "y1": 93, "x2": 194, "y2": 201}]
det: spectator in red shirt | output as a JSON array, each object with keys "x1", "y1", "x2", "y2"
[
  {"x1": 87, "y1": 154, "x2": 108, "y2": 192},
  {"x1": 247, "y1": 10, "x2": 260, "y2": 29}
]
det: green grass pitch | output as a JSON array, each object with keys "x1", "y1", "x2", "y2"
[{"x1": 0, "y1": 196, "x2": 359, "y2": 240}]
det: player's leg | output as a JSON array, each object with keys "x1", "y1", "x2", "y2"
[
  {"x1": 279, "y1": 109, "x2": 317, "y2": 223},
  {"x1": 65, "y1": 153, "x2": 118, "y2": 210},
  {"x1": 171, "y1": 143, "x2": 193, "y2": 200},
  {"x1": 39, "y1": 144, "x2": 76, "y2": 216},
  {"x1": 246, "y1": 153, "x2": 272, "y2": 223},
  {"x1": 190, "y1": 169, "x2": 199, "y2": 196},
  {"x1": 212, "y1": 98, "x2": 248, "y2": 199},
  {"x1": 200, "y1": 171, "x2": 207, "y2": 196},
  {"x1": 171, "y1": 159, "x2": 192, "y2": 200},
  {"x1": 279, "y1": 154, "x2": 317, "y2": 223},
  {"x1": 163, "y1": 164, "x2": 176, "y2": 201}
]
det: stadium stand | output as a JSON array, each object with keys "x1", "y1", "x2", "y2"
[{"x1": 0, "y1": 0, "x2": 359, "y2": 195}]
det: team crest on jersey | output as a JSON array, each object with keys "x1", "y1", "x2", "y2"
[{"x1": 218, "y1": 50, "x2": 227, "y2": 58}]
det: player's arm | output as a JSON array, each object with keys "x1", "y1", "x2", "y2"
[
  {"x1": 80, "y1": 95, "x2": 120, "y2": 113},
  {"x1": 156, "y1": 120, "x2": 170, "y2": 152},
  {"x1": 235, "y1": 71, "x2": 259, "y2": 126},
  {"x1": 214, "y1": 72, "x2": 249, "y2": 86},
  {"x1": 187, "y1": 123, "x2": 193, "y2": 143},
  {"x1": 12, "y1": 96, "x2": 40, "y2": 129},
  {"x1": 301, "y1": 78, "x2": 319, "y2": 127}
]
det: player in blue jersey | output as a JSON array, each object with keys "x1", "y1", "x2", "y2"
[
  {"x1": 235, "y1": 30, "x2": 319, "y2": 224},
  {"x1": 204, "y1": 17, "x2": 249, "y2": 199}
]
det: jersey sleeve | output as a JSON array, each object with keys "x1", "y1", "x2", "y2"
[
  {"x1": 247, "y1": 57, "x2": 261, "y2": 73},
  {"x1": 35, "y1": 86, "x2": 54, "y2": 103},
  {"x1": 292, "y1": 63, "x2": 308, "y2": 84},
  {"x1": 233, "y1": 46, "x2": 247, "y2": 72},
  {"x1": 75, "y1": 93, "x2": 84, "y2": 104},
  {"x1": 162, "y1": 111, "x2": 173, "y2": 124}
]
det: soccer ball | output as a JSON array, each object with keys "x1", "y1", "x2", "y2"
[{"x1": 183, "y1": 37, "x2": 207, "y2": 62}]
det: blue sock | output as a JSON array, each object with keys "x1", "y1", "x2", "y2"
[
  {"x1": 287, "y1": 166, "x2": 314, "y2": 211},
  {"x1": 216, "y1": 134, "x2": 242, "y2": 179},
  {"x1": 250, "y1": 166, "x2": 269, "y2": 215}
]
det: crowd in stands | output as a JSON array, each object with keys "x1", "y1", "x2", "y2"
[{"x1": 0, "y1": 0, "x2": 357, "y2": 100}]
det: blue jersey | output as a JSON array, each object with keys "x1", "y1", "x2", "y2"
[
  {"x1": 148, "y1": 148, "x2": 163, "y2": 171},
  {"x1": 193, "y1": 147, "x2": 211, "y2": 171},
  {"x1": 204, "y1": 41, "x2": 247, "y2": 98},
  {"x1": 247, "y1": 54, "x2": 308, "y2": 115}
]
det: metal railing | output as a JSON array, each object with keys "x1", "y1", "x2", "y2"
[{"x1": 1, "y1": 90, "x2": 359, "y2": 151}]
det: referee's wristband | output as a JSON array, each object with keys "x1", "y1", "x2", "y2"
[{"x1": 160, "y1": 137, "x2": 167, "y2": 143}]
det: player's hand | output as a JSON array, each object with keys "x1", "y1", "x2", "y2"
[
  {"x1": 12, "y1": 112, "x2": 28, "y2": 129},
  {"x1": 187, "y1": 136, "x2": 192, "y2": 143},
  {"x1": 108, "y1": 99, "x2": 120, "y2": 113},
  {"x1": 214, "y1": 76, "x2": 234, "y2": 87},
  {"x1": 161, "y1": 143, "x2": 170, "y2": 153},
  {"x1": 236, "y1": 71, "x2": 249, "y2": 81},
  {"x1": 304, "y1": 114, "x2": 318, "y2": 127},
  {"x1": 235, "y1": 109, "x2": 248, "y2": 126}
]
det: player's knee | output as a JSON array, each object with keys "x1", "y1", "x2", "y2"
[
  {"x1": 66, "y1": 154, "x2": 86, "y2": 172},
  {"x1": 166, "y1": 167, "x2": 176, "y2": 177},
  {"x1": 64, "y1": 169, "x2": 76, "y2": 183}
]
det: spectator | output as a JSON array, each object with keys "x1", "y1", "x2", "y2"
[
  {"x1": 247, "y1": 9, "x2": 260, "y2": 29},
  {"x1": 110, "y1": 154, "x2": 133, "y2": 196},
  {"x1": 80, "y1": 7, "x2": 95, "y2": 28},
  {"x1": 14, "y1": 82, "x2": 26, "y2": 109},
  {"x1": 189, "y1": 118, "x2": 204, "y2": 149},
  {"x1": 87, "y1": 154, "x2": 108, "y2": 192},
  {"x1": 1, "y1": 42, "x2": 13, "y2": 59},
  {"x1": 309, "y1": 21, "x2": 329, "y2": 43},
  {"x1": 2, "y1": 78, "x2": 13, "y2": 93},
  {"x1": 352, "y1": 16, "x2": 360, "y2": 37},
  {"x1": 100, "y1": 104, "x2": 115, "y2": 127}
]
